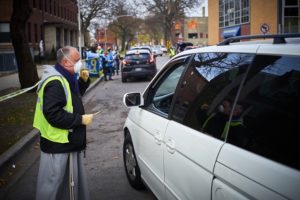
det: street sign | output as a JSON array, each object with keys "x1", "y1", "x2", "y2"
[{"x1": 260, "y1": 23, "x2": 270, "y2": 34}]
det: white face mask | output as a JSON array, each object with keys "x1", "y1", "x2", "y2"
[{"x1": 74, "y1": 60, "x2": 82, "y2": 74}]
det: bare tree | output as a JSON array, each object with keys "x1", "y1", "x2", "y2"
[
  {"x1": 10, "y1": 0, "x2": 39, "y2": 89},
  {"x1": 135, "y1": 0, "x2": 203, "y2": 44},
  {"x1": 107, "y1": 0, "x2": 142, "y2": 51},
  {"x1": 79, "y1": 0, "x2": 111, "y2": 47},
  {"x1": 144, "y1": 15, "x2": 164, "y2": 44}
]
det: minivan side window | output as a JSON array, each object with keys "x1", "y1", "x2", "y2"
[
  {"x1": 171, "y1": 53, "x2": 255, "y2": 140},
  {"x1": 228, "y1": 55, "x2": 300, "y2": 170},
  {"x1": 147, "y1": 58, "x2": 188, "y2": 116}
]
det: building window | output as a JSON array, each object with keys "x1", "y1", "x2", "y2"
[
  {"x1": 39, "y1": 0, "x2": 42, "y2": 10},
  {"x1": 34, "y1": 24, "x2": 38, "y2": 43},
  {"x1": 188, "y1": 33, "x2": 198, "y2": 39},
  {"x1": 70, "y1": 30, "x2": 74, "y2": 46},
  {"x1": 219, "y1": 0, "x2": 249, "y2": 28},
  {"x1": 54, "y1": 1, "x2": 56, "y2": 15},
  {"x1": 28, "y1": 23, "x2": 32, "y2": 42},
  {"x1": 64, "y1": 29, "x2": 68, "y2": 45},
  {"x1": 0, "y1": 23, "x2": 10, "y2": 43},
  {"x1": 44, "y1": 0, "x2": 47, "y2": 12},
  {"x1": 40, "y1": 24, "x2": 43, "y2": 41},
  {"x1": 283, "y1": 0, "x2": 300, "y2": 33},
  {"x1": 200, "y1": 33, "x2": 203, "y2": 38},
  {"x1": 49, "y1": 0, "x2": 52, "y2": 14}
]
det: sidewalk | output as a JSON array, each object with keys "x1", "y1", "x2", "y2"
[
  {"x1": 0, "y1": 66, "x2": 102, "y2": 168},
  {"x1": 0, "y1": 65, "x2": 44, "y2": 92}
]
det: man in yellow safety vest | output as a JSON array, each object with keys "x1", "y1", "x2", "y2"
[{"x1": 33, "y1": 46, "x2": 94, "y2": 200}]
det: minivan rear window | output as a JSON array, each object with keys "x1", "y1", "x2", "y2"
[{"x1": 232, "y1": 55, "x2": 300, "y2": 170}]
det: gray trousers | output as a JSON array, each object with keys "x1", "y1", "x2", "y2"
[{"x1": 36, "y1": 151, "x2": 90, "y2": 200}]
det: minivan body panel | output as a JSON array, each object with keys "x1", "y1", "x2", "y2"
[
  {"x1": 215, "y1": 144, "x2": 300, "y2": 199},
  {"x1": 163, "y1": 121, "x2": 224, "y2": 200},
  {"x1": 126, "y1": 107, "x2": 169, "y2": 199}
]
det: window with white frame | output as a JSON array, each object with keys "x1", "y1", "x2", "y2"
[
  {"x1": 284, "y1": 0, "x2": 300, "y2": 33},
  {"x1": 219, "y1": 0, "x2": 250, "y2": 28}
]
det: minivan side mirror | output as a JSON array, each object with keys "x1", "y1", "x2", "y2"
[{"x1": 123, "y1": 92, "x2": 143, "y2": 107}]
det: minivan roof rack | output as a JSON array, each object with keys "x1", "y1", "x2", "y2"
[{"x1": 217, "y1": 33, "x2": 300, "y2": 46}]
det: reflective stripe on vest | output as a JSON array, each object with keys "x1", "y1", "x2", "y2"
[
  {"x1": 33, "y1": 76, "x2": 73, "y2": 143},
  {"x1": 221, "y1": 121, "x2": 243, "y2": 139},
  {"x1": 201, "y1": 112, "x2": 216, "y2": 132}
]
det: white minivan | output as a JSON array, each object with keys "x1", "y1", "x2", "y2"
[{"x1": 122, "y1": 34, "x2": 300, "y2": 200}]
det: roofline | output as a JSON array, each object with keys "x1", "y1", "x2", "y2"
[{"x1": 218, "y1": 33, "x2": 300, "y2": 46}]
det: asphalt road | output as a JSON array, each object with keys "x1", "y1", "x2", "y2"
[{"x1": 1, "y1": 55, "x2": 170, "y2": 200}]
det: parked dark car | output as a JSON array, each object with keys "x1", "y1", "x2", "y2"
[{"x1": 121, "y1": 49, "x2": 157, "y2": 82}]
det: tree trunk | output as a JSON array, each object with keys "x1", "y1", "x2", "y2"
[
  {"x1": 10, "y1": 0, "x2": 39, "y2": 89},
  {"x1": 83, "y1": 30, "x2": 90, "y2": 47},
  {"x1": 121, "y1": 34, "x2": 126, "y2": 51}
]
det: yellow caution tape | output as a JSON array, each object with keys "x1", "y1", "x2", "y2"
[
  {"x1": 0, "y1": 58, "x2": 101, "y2": 103},
  {"x1": 0, "y1": 80, "x2": 41, "y2": 102}
]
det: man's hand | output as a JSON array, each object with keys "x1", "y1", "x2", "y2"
[
  {"x1": 80, "y1": 69, "x2": 89, "y2": 82},
  {"x1": 82, "y1": 114, "x2": 94, "y2": 125}
]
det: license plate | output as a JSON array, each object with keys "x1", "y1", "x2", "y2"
[{"x1": 135, "y1": 68, "x2": 142, "y2": 71}]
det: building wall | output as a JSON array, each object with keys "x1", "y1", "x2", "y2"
[
  {"x1": 0, "y1": 0, "x2": 78, "y2": 54},
  {"x1": 96, "y1": 29, "x2": 117, "y2": 49},
  {"x1": 208, "y1": 0, "x2": 219, "y2": 45},
  {"x1": 208, "y1": 0, "x2": 280, "y2": 45},
  {"x1": 183, "y1": 17, "x2": 208, "y2": 46},
  {"x1": 0, "y1": 0, "x2": 13, "y2": 21},
  {"x1": 44, "y1": 26, "x2": 56, "y2": 52},
  {"x1": 250, "y1": 0, "x2": 278, "y2": 35}
]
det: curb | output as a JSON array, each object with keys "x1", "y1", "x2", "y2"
[
  {"x1": 0, "y1": 129, "x2": 39, "y2": 168},
  {"x1": 0, "y1": 76, "x2": 103, "y2": 168}
]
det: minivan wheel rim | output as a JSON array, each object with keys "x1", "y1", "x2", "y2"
[{"x1": 125, "y1": 144, "x2": 137, "y2": 180}]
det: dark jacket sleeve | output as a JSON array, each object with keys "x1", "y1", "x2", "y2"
[
  {"x1": 78, "y1": 77, "x2": 90, "y2": 96},
  {"x1": 43, "y1": 80, "x2": 82, "y2": 129}
]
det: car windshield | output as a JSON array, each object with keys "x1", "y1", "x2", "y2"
[{"x1": 126, "y1": 53, "x2": 149, "y2": 60}]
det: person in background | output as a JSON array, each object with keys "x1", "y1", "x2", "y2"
[
  {"x1": 201, "y1": 99, "x2": 232, "y2": 138},
  {"x1": 200, "y1": 99, "x2": 247, "y2": 147},
  {"x1": 112, "y1": 48, "x2": 120, "y2": 75},
  {"x1": 33, "y1": 46, "x2": 94, "y2": 200},
  {"x1": 97, "y1": 45, "x2": 104, "y2": 54},
  {"x1": 104, "y1": 48, "x2": 114, "y2": 80}
]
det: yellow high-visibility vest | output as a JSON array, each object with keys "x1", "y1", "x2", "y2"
[{"x1": 33, "y1": 76, "x2": 73, "y2": 143}]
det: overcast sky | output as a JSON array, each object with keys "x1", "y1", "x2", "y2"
[{"x1": 186, "y1": 0, "x2": 208, "y2": 17}]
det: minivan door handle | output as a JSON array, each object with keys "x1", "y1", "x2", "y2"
[
  {"x1": 166, "y1": 138, "x2": 175, "y2": 154},
  {"x1": 154, "y1": 131, "x2": 162, "y2": 145}
]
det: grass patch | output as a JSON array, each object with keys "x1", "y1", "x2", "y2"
[
  {"x1": 90, "y1": 77, "x2": 98, "y2": 84},
  {"x1": 0, "y1": 77, "x2": 100, "y2": 155},
  {"x1": 0, "y1": 88, "x2": 37, "y2": 155}
]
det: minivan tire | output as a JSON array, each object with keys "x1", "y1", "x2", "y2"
[{"x1": 123, "y1": 132, "x2": 145, "y2": 190}]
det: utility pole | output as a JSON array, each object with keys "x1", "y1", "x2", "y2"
[
  {"x1": 77, "y1": 0, "x2": 82, "y2": 58},
  {"x1": 104, "y1": 18, "x2": 107, "y2": 50}
]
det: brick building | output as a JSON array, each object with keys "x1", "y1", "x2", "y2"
[
  {"x1": 172, "y1": 16, "x2": 208, "y2": 46},
  {"x1": 0, "y1": 0, "x2": 79, "y2": 71},
  {"x1": 95, "y1": 28, "x2": 117, "y2": 50},
  {"x1": 208, "y1": 0, "x2": 300, "y2": 45}
]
